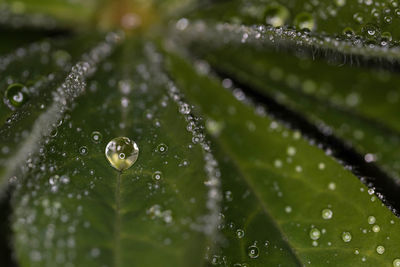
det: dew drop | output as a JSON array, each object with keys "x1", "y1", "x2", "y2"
[
  {"x1": 381, "y1": 31, "x2": 392, "y2": 41},
  {"x1": 236, "y1": 229, "x2": 245, "y2": 238},
  {"x1": 157, "y1": 143, "x2": 168, "y2": 153},
  {"x1": 91, "y1": 131, "x2": 103, "y2": 144},
  {"x1": 393, "y1": 259, "x2": 400, "y2": 267},
  {"x1": 328, "y1": 182, "x2": 336, "y2": 190},
  {"x1": 372, "y1": 225, "x2": 380, "y2": 232},
  {"x1": 5, "y1": 83, "x2": 29, "y2": 108},
  {"x1": 309, "y1": 228, "x2": 321, "y2": 240},
  {"x1": 334, "y1": 0, "x2": 346, "y2": 7},
  {"x1": 294, "y1": 12, "x2": 315, "y2": 30},
  {"x1": 264, "y1": 4, "x2": 289, "y2": 27},
  {"x1": 362, "y1": 23, "x2": 380, "y2": 39},
  {"x1": 322, "y1": 209, "x2": 333, "y2": 220},
  {"x1": 343, "y1": 27, "x2": 355, "y2": 36},
  {"x1": 152, "y1": 171, "x2": 163, "y2": 181},
  {"x1": 285, "y1": 206, "x2": 292, "y2": 213},
  {"x1": 368, "y1": 216, "x2": 376, "y2": 224},
  {"x1": 287, "y1": 146, "x2": 296, "y2": 156},
  {"x1": 79, "y1": 146, "x2": 88, "y2": 155},
  {"x1": 247, "y1": 244, "x2": 259, "y2": 259},
  {"x1": 179, "y1": 103, "x2": 191, "y2": 114},
  {"x1": 205, "y1": 119, "x2": 223, "y2": 136},
  {"x1": 105, "y1": 137, "x2": 139, "y2": 171},
  {"x1": 376, "y1": 245, "x2": 385, "y2": 255},
  {"x1": 342, "y1": 232, "x2": 352, "y2": 242}
]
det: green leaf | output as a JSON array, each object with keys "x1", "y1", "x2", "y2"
[
  {"x1": 11, "y1": 37, "x2": 220, "y2": 266},
  {"x1": 186, "y1": 43, "x2": 400, "y2": 183},
  {"x1": 0, "y1": 0, "x2": 99, "y2": 28},
  {"x1": 2, "y1": 0, "x2": 400, "y2": 266},
  {"x1": 165, "y1": 50, "x2": 400, "y2": 266},
  {"x1": 190, "y1": 0, "x2": 400, "y2": 40},
  {"x1": 0, "y1": 33, "x2": 115, "y2": 188}
]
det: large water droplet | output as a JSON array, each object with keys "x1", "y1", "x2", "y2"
[
  {"x1": 264, "y1": 4, "x2": 289, "y2": 27},
  {"x1": 105, "y1": 137, "x2": 139, "y2": 171},
  {"x1": 5, "y1": 83, "x2": 29, "y2": 108},
  {"x1": 393, "y1": 259, "x2": 400, "y2": 267}
]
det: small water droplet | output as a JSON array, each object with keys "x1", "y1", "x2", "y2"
[
  {"x1": 247, "y1": 244, "x2": 259, "y2": 259},
  {"x1": 79, "y1": 146, "x2": 88, "y2": 155},
  {"x1": 105, "y1": 137, "x2": 139, "y2": 171},
  {"x1": 236, "y1": 229, "x2": 245, "y2": 238},
  {"x1": 285, "y1": 206, "x2": 292, "y2": 213},
  {"x1": 91, "y1": 131, "x2": 103, "y2": 143},
  {"x1": 322, "y1": 209, "x2": 333, "y2": 220},
  {"x1": 328, "y1": 182, "x2": 336, "y2": 190},
  {"x1": 152, "y1": 171, "x2": 163, "y2": 181},
  {"x1": 334, "y1": 0, "x2": 346, "y2": 7},
  {"x1": 294, "y1": 12, "x2": 315, "y2": 30},
  {"x1": 376, "y1": 245, "x2": 385, "y2": 255},
  {"x1": 362, "y1": 23, "x2": 380, "y2": 39},
  {"x1": 393, "y1": 258, "x2": 400, "y2": 267},
  {"x1": 5, "y1": 83, "x2": 29, "y2": 108},
  {"x1": 157, "y1": 143, "x2": 168, "y2": 153},
  {"x1": 287, "y1": 146, "x2": 296, "y2": 156},
  {"x1": 368, "y1": 216, "x2": 376, "y2": 224},
  {"x1": 342, "y1": 232, "x2": 352, "y2": 242},
  {"x1": 372, "y1": 225, "x2": 380, "y2": 232},
  {"x1": 309, "y1": 228, "x2": 321, "y2": 240}
]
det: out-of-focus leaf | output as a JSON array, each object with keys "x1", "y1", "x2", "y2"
[
  {"x1": 165, "y1": 50, "x2": 400, "y2": 266},
  {"x1": 186, "y1": 43, "x2": 400, "y2": 183}
]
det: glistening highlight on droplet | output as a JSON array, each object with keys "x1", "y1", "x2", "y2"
[
  {"x1": 5, "y1": 83, "x2": 29, "y2": 108},
  {"x1": 105, "y1": 137, "x2": 139, "y2": 171}
]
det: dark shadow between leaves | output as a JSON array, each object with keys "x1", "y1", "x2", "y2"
[{"x1": 211, "y1": 67, "x2": 400, "y2": 217}]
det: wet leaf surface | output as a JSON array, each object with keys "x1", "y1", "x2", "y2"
[{"x1": 1, "y1": 0, "x2": 400, "y2": 266}]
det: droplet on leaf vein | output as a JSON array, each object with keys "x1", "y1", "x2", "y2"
[{"x1": 105, "y1": 137, "x2": 139, "y2": 171}]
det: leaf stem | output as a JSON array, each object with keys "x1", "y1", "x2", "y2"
[{"x1": 114, "y1": 171, "x2": 122, "y2": 267}]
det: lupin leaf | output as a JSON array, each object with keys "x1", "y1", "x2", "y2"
[
  {"x1": 184, "y1": 42, "x2": 400, "y2": 184},
  {"x1": 11, "y1": 38, "x2": 220, "y2": 267},
  {"x1": 165, "y1": 50, "x2": 400, "y2": 266},
  {"x1": 1, "y1": 0, "x2": 400, "y2": 266}
]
